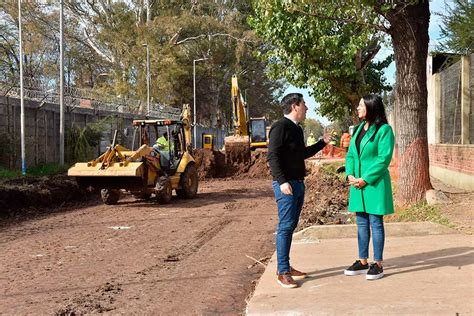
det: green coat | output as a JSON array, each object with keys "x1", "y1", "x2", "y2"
[{"x1": 346, "y1": 122, "x2": 395, "y2": 215}]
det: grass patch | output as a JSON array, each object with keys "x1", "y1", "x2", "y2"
[
  {"x1": 0, "y1": 167, "x2": 21, "y2": 179},
  {"x1": 27, "y1": 163, "x2": 70, "y2": 176},
  {"x1": 0, "y1": 163, "x2": 70, "y2": 181},
  {"x1": 319, "y1": 161, "x2": 346, "y2": 181},
  {"x1": 386, "y1": 202, "x2": 454, "y2": 228}
]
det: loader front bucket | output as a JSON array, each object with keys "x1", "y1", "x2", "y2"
[{"x1": 68, "y1": 162, "x2": 148, "y2": 191}]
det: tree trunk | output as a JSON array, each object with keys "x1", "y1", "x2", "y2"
[
  {"x1": 349, "y1": 97, "x2": 360, "y2": 125},
  {"x1": 387, "y1": 2, "x2": 432, "y2": 205}
]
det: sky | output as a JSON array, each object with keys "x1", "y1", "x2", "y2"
[{"x1": 283, "y1": 0, "x2": 450, "y2": 126}]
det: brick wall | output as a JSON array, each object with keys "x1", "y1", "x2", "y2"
[{"x1": 429, "y1": 144, "x2": 474, "y2": 175}]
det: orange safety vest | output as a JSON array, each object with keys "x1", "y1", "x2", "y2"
[{"x1": 340, "y1": 133, "x2": 351, "y2": 148}]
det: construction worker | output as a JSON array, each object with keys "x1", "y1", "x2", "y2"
[
  {"x1": 340, "y1": 130, "x2": 351, "y2": 152},
  {"x1": 156, "y1": 132, "x2": 170, "y2": 151},
  {"x1": 306, "y1": 132, "x2": 317, "y2": 146}
]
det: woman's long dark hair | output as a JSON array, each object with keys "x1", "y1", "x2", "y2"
[
  {"x1": 362, "y1": 94, "x2": 388, "y2": 140},
  {"x1": 362, "y1": 94, "x2": 388, "y2": 127}
]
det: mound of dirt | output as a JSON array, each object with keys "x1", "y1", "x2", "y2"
[
  {"x1": 0, "y1": 174, "x2": 91, "y2": 217},
  {"x1": 297, "y1": 168, "x2": 352, "y2": 231},
  {"x1": 192, "y1": 149, "x2": 227, "y2": 179},
  {"x1": 193, "y1": 149, "x2": 271, "y2": 180},
  {"x1": 232, "y1": 150, "x2": 271, "y2": 180}
]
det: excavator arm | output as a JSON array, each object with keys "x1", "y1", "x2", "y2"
[
  {"x1": 224, "y1": 75, "x2": 251, "y2": 164},
  {"x1": 181, "y1": 103, "x2": 192, "y2": 150},
  {"x1": 231, "y1": 75, "x2": 249, "y2": 137}
]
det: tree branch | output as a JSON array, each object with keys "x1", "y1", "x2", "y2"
[
  {"x1": 83, "y1": 28, "x2": 115, "y2": 63},
  {"x1": 292, "y1": 8, "x2": 388, "y2": 33},
  {"x1": 360, "y1": 45, "x2": 381, "y2": 70},
  {"x1": 174, "y1": 33, "x2": 255, "y2": 45}
]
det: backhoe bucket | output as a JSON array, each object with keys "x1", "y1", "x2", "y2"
[{"x1": 224, "y1": 135, "x2": 251, "y2": 165}]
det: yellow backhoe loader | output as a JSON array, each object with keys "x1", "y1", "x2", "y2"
[
  {"x1": 68, "y1": 105, "x2": 198, "y2": 205},
  {"x1": 224, "y1": 75, "x2": 268, "y2": 164}
]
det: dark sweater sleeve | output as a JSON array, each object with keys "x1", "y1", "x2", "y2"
[
  {"x1": 304, "y1": 139, "x2": 326, "y2": 159},
  {"x1": 267, "y1": 123, "x2": 287, "y2": 185}
]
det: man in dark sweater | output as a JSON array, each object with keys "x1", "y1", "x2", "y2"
[{"x1": 267, "y1": 93, "x2": 329, "y2": 288}]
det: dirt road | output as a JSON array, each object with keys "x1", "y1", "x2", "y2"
[{"x1": 0, "y1": 179, "x2": 277, "y2": 314}]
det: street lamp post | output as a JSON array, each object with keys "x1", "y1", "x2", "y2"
[
  {"x1": 59, "y1": 0, "x2": 64, "y2": 165},
  {"x1": 193, "y1": 57, "x2": 207, "y2": 148},
  {"x1": 18, "y1": 0, "x2": 26, "y2": 175},
  {"x1": 143, "y1": 43, "x2": 150, "y2": 116}
]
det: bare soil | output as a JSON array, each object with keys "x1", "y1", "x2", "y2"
[
  {"x1": 0, "y1": 158, "x2": 353, "y2": 314},
  {"x1": 0, "y1": 179, "x2": 278, "y2": 315},
  {"x1": 431, "y1": 177, "x2": 474, "y2": 234},
  {"x1": 12, "y1": 153, "x2": 472, "y2": 314},
  {"x1": 0, "y1": 175, "x2": 93, "y2": 217},
  {"x1": 193, "y1": 148, "x2": 271, "y2": 180},
  {"x1": 298, "y1": 167, "x2": 351, "y2": 230}
]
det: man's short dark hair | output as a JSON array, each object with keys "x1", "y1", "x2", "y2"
[{"x1": 281, "y1": 93, "x2": 303, "y2": 115}]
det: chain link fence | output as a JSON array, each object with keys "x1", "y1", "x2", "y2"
[
  {"x1": 470, "y1": 54, "x2": 474, "y2": 142},
  {"x1": 439, "y1": 59, "x2": 462, "y2": 144},
  {"x1": 438, "y1": 54, "x2": 474, "y2": 144}
]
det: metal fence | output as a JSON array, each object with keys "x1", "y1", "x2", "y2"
[
  {"x1": 0, "y1": 79, "x2": 181, "y2": 120},
  {"x1": 0, "y1": 79, "x2": 227, "y2": 169},
  {"x1": 470, "y1": 54, "x2": 474, "y2": 142},
  {"x1": 439, "y1": 60, "x2": 462, "y2": 144}
]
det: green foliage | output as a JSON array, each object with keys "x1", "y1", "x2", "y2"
[
  {"x1": 301, "y1": 118, "x2": 324, "y2": 138},
  {"x1": 387, "y1": 202, "x2": 453, "y2": 228},
  {"x1": 319, "y1": 161, "x2": 347, "y2": 182},
  {"x1": 319, "y1": 161, "x2": 345, "y2": 175},
  {"x1": 26, "y1": 163, "x2": 70, "y2": 176},
  {"x1": 0, "y1": 163, "x2": 69, "y2": 180},
  {"x1": 1, "y1": 1, "x2": 284, "y2": 128},
  {"x1": 250, "y1": 1, "x2": 392, "y2": 121},
  {"x1": 0, "y1": 167, "x2": 20, "y2": 180},
  {"x1": 66, "y1": 117, "x2": 111, "y2": 163},
  {"x1": 326, "y1": 111, "x2": 354, "y2": 136},
  {"x1": 438, "y1": 0, "x2": 474, "y2": 54}
]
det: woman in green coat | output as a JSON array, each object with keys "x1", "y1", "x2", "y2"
[{"x1": 343, "y1": 94, "x2": 395, "y2": 280}]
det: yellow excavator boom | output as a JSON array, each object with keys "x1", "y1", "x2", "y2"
[
  {"x1": 225, "y1": 75, "x2": 251, "y2": 164},
  {"x1": 231, "y1": 75, "x2": 249, "y2": 137}
]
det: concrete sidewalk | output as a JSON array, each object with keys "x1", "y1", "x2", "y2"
[{"x1": 246, "y1": 222, "x2": 474, "y2": 315}]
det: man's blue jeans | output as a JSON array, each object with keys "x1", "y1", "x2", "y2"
[
  {"x1": 356, "y1": 212, "x2": 385, "y2": 262},
  {"x1": 272, "y1": 180, "x2": 305, "y2": 274}
]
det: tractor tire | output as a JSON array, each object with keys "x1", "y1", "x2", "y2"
[
  {"x1": 176, "y1": 164, "x2": 198, "y2": 199},
  {"x1": 155, "y1": 176, "x2": 172, "y2": 204},
  {"x1": 101, "y1": 189, "x2": 120, "y2": 205},
  {"x1": 134, "y1": 193, "x2": 151, "y2": 200}
]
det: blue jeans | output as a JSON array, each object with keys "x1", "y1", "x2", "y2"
[
  {"x1": 356, "y1": 212, "x2": 385, "y2": 262},
  {"x1": 272, "y1": 180, "x2": 305, "y2": 274}
]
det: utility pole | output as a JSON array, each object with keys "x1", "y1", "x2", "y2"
[
  {"x1": 59, "y1": 0, "x2": 65, "y2": 165},
  {"x1": 144, "y1": 0, "x2": 151, "y2": 115},
  {"x1": 143, "y1": 43, "x2": 150, "y2": 116},
  {"x1": 18, "y1": 0, "x2": 26, "y2": 175}
]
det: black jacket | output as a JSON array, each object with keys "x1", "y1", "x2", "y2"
[{"x1": 267, "y1": 117, "x2": 326, "y2": 184}]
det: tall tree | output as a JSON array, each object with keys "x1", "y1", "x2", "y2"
[
  {"x1": 438, "y1": 0, "x2": 474, "y2": 54},
  {"x1": 301, "y1": 118, "x2": 325, "y2": 139},
  {"x1": 250, "y1": 1, "x2": 393, "y2": 123},
  {"x1": 251, "y1": 1, "x2": 432, "y2": 205},
  {"x1": 1, "y1": 1, "x2": 284, "y2": 128}
]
